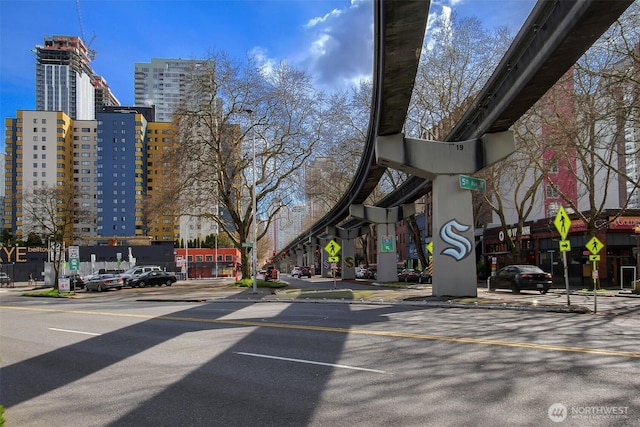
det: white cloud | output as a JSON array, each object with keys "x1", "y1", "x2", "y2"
[{"x1": 300, "y1": 0, "x2": 374, "y2": 90}]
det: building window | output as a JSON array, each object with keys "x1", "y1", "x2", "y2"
[{"x1": 546, "y1": 185, "x2": 560, "y2": 198}]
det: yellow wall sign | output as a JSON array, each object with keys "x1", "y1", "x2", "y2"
[
  {"x1": 586, "y1": 236, "x2": 604, "y2": 255},
  {"x1": 554, "y1": 206, "x2": 570, "y2": 240},
  {"x1": 324, "y1": 239, "x2": 341, "y2": 256}
]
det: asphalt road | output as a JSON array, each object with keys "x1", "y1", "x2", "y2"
[{"x1": 1, "y1": 280, "x2": 639, "y2": 426}]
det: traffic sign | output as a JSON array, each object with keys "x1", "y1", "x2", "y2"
[
  {"x1": 426, "y1": 241, "x2": 433, "y2": 254},
  {"x1": 559, "y1": 240, "x2": 571, "y2": 252},
  {"x1": 586, "y1": 236, "x2": 604, "y2": 255},
  {"x1": 324, "y1": 239, "x2": 341, "y2": 256},
  {"x1": 589, "y1": 254, "x2": 600, "y2": 261},
  {"x1": 68, "y1": 245, "x2": 80, "y2": 271},
  {"x1": 459, "y1": 175, "x2": 486, "y2": 191},
  {"x1": 242, "y1": 242, "x2": 253, "y2": 247},
  {"x1": 554, "y1": 206, "x2": 570, "y2": 240},
  {"x1": 328, "y1": 256, "x2": 340, "y2": 263}
]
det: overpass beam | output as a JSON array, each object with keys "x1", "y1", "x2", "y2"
[{"x1": 376, "y1": 131, "x2": 515, "y2": 178}]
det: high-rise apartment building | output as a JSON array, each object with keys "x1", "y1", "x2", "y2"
[
  {"x1": 3, "y1": 110, "x2": 74, "y2": 239},
  {"x1": 134, "y1": 58, "x2": 202, "y2": 122},
  {"x1": 35, "y1": 35, "x2": 118, "y2": 120},
  {"x1": 145, "y1": 121, "x2": 180, "y2": 242}
]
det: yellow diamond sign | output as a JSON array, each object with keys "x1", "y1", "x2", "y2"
[
  {"x1": 554, "y1": 206, "x2": 570, "y2": 240},
  {"x1": 324, "y1": 239, "x2": 341, "y2": 256},
  {"x1": 586, "y1": 236, "x2": 604, "y2": 255}
]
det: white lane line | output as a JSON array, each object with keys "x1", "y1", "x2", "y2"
[
  {"x1": 235, "y1": 351, "x2": 388, "y2": 374},
  {"x1": 48, "y1": 327, "x2": 101, "y2": 336}
]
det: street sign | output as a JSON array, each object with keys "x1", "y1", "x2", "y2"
[
  {"x1": 459, "y1": 175, "x2": 486, "y2": 191},
  {"x1": 426, "y1": 241, "x2": 433, "y2": 254},
  {"x1": 328, "y1": 256, "x2": 340, "y2": 263},
  {"x1": 589, "y1": 254, "x2": 601, "y2": 261},
  {"x1": 586, "y1": 236, "x2": 604, "y2": 255},
  {"x1": 68, "y1": 245, "x2": 80, "y2": 271},
  {"x1": 380, "y1": 235, "x2": 394, "y2": 252},
  {"x1": 554, "y1": 206, "x2": 570, "y2": 240},
  {"x1": 324, "y1": 239, "x2": 341, "y2": 256},
  {"x1": 242, "y1": 242, "x2": 253, "y2": 248},
  {"x1": 559, "y1": 240, "x2": 571, "y2": 252}
]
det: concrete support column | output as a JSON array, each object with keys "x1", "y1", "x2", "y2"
[
  {"x1": 341, "y1": 238, "x2": 356, "y2": 280},
  {"x1": 432, "y1": 175, "x2": 477, "y2": 296},
  {"x1": 376, "y1": 222, "x2": 398, "y2": 282}
]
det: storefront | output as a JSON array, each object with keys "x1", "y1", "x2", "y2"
[{"x1": 482, "y1": 211, "x2": 640, "y2": 289}]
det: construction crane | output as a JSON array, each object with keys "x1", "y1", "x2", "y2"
[{"x1": 75, "y1": 0, "x2": 97, "y2": 61}]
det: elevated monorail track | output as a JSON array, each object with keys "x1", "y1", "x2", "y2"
[{"x1": 282, "y1": 0, "x2": 634, "y2": 255}]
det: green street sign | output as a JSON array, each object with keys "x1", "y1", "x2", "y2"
[
  {"x1": 242, "y1": 242, "x2": 253, "y2": 248},
  {"x1": 459, "y1": 175, "x2": 486, "y2": 192}
]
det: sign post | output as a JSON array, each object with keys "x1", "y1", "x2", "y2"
[
  {"x1": 324, "y1": 239, "x2": 341, "y2": 289},
  {"x1": 586, "y1": 236, "x2": 604, "y2": 314},
  {"x1": 554, "y1": 207, "x2": 571, "y2": 307}
]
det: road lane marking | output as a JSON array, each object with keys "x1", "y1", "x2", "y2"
[
  {"x1": 48, "y1": 327, "x2": 101, "y2": 336},
  {"x1": 3, "y1": 305, "x2": 640, "y2": 359},
  {"x1": 235, "y1": 351, "x2": 388, "y2": 373}
]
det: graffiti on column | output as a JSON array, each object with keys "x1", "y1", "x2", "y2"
[{"x1": 439, "y1": 219, "x2": 472, "y2": 261}]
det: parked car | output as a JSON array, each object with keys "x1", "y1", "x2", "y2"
[
  {"x1": 300, "y1": 266, "x2": 312, "y2": 278},
  {"x1": 85, "y1": 274, "x2": 124, "y2": 292},
  {"x1": 355, "y1": 267, "x2": 366, "y2": 279},
  {"x1": 398, "y1": 268, "x2": 420, "y2": 282},
  {"x1": 119, "y1": 266, "x2": 162, "y2": 284},
  {"x1": 129, "y1": 270, "x2": 177, "y2": 288},
  {"x1": 418, "y1": 269, "x2": 432, "y2": 284},
  {"x1": 290, "y1": 266, "x2": 302, "y2": 277},
  {"x1": 364, "y1": 269, "x2": 377, "y2": 280},
  {"x1": 489, "y1": 265, "x2": 553, "y2": 294},
  {"x1": 60, "y1": 274, "x2": 85, "y2": 289},
  {"x1": 0, "y1": 272, "x2": 12, "y2": 286}
]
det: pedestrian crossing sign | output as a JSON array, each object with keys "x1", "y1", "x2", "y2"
[
  {"x1": 586, "y1": 236, "x2": 604, "y2": 255},
  {"x1": 554, "y1": 206, "x2": 570, "y2": 240}
]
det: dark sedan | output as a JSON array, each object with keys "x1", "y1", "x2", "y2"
[
  {"x1": 129, "y1": 270, "x2": 177, "y2": 288},
  {"x1": 489, "y1": 265, "x2": 553, "y2": 294},
  {"x1": 398, "y1": 268, "x2": 420, "y2": 282},
  {"x1": 85, "y1": 274, "x2": 124, "y2": 292}
]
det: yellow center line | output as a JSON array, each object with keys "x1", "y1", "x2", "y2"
[{"x1": 3, "y1": 305, "x2": 639, "y2": 359}]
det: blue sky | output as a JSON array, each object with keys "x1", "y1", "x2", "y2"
[{"x1": 0, "y1": 0, "x2": 535, "y2": 124}]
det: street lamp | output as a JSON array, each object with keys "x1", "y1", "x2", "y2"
[{"x1": 242, "y1": 109, "x2": 257, "y2": 293}]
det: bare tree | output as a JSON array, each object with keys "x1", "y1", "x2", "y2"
[
  {"x1": 514, "y1": 5, "x2": 640, "y2": 239},
  {"x1": 152, "y1": 51, "x2": 324, "y2": 279},
  {"x1": 22, "y1": 183, "x2": 94, "y2": 289},
  {"x1": 404, "y1": 11, "x2": 513, "y2": 270}
]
